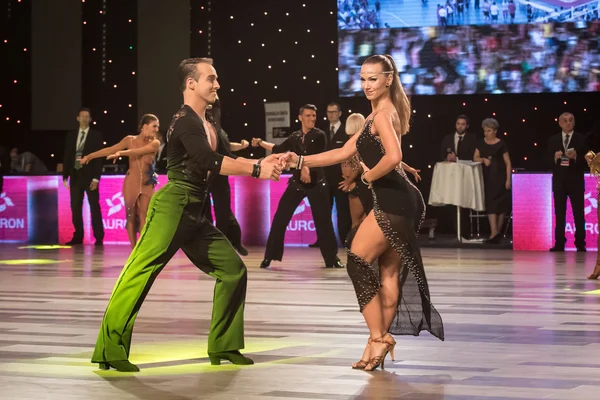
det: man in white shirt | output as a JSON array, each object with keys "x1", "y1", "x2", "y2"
[
  {"x1": 490, "y1": 1, "x2": 500, "y2": 22},
  {"x1": 438, "y1": 6, "x2": 448, "y2": 26},
  {"x1": 62, "y1": 108, "x2": 105, "y2": 245}
]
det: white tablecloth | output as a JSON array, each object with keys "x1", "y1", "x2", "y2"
[{"x1": 428, "y1": 161, "x2": 485, "y2": 212}]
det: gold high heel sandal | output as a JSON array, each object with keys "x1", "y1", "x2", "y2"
[
  {"x1": 588, "y1": 261, "x2": 600, "y2": 280},
  {"x1": 351, "y1": 337, "x2": 372, "y2": 369},
  {"x1": 352, "y1": 334, "x2": 396, "y2": 369},
  {"x1": 364, "y1": 336, "x2": 393, "y2": 371},
  {"x1": 382, "y1": 333, "x2": 396, "y2": 361}
]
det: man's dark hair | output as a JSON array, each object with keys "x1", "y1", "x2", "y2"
[
  {"x1": 299, "y1": 104, "x2": 317, "y2": 115},
  {"x1": 327, "y1": 102, "x2": 341, "y2": 112},
  {"x1": 78, "y1": 107, "x2": 92, "y2": 117},
  {"x1": 178, "y1": 57, "x2": 214, "y2": 92},
  {"x1": 456, "y1": 114, "x2": 470, "y2": 125}
]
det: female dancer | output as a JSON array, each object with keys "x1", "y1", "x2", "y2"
[
  {"x1": 286, "y1": 55, "x2": 444, "y2": 371},
  {"x1": 81, "y1": 114, "x2": 160, "y2": 247}
]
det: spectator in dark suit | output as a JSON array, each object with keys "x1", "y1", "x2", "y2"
[
  {"x1": 547, "y1": 112, "x2": 589, "y2": 252},
  {"x1": 439, "y1": 115, "x2": 477, "y2": 162},
  {"x1": 439, "y1": 115, "x2": 477, "y2": 239},
  {"x1": 62, "y1": 108, "x2": 105, "y2": 245},
  {"x1": 311, "y1": 102, "x2": 351, "y2": 247}
]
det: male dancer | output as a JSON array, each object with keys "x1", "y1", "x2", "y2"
[
  {"x1": 91, "y1": 58, "x2": 284, "y2": 372},
  {"x1": 252, "y1": 104, "x2": 343, "y2": 269}
]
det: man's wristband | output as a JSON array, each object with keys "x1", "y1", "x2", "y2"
[{"x1": 251, "y1": 163, "x2": 261, "y2": 178}]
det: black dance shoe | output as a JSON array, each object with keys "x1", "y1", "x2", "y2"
[
  {"x1": 234, "y1": 243, "x2": 249, "y2": 256},
  {"x1": 98, "y1": 360, "x2": 140, "y2": 372},
  {"x1": 208, "y1": 350, "x2": 254, "y2": 365},
  {"x1": 326, "y1": 258, "x2": 345, "y2": 268},
  {"x1": 308, "y1": 241, "x2": 319, "y2": 248},
  {"x1": 549, "y1": 246, "x2": 565, "y2": 252},
  {"x1": 484, "y1": 235, "x2": 501, "y2": 244},
  {"x1": 260, "y1": 259, "x2": 271, "y2": 269}
]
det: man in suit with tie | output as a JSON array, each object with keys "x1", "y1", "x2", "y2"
[
  {"x1": 439, "y1": 115, "x2": 477, "y2": 240},
  {"x1": 62, "y1": 108, "x2": 105, "y2": 245},
  {"x1": 547, "y1": 112, "x2": 589, "y2": 252},
  {"x1": 310, "y1": 102, "x2": 351, "y2": 247},
  {"x1": 439, "y1": 115, "x2": 477, "y2": 162},
  {"x1": 155, "y1": 130, "x2": 168, "y2": 174}
]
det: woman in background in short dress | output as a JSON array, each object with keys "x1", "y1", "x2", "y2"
[
  {"x1": 81, "y1": 114, "x2": 160, "y2": 247},
  {"x1": 474, "y1": 118, "x2": 512, "y2": 244}
]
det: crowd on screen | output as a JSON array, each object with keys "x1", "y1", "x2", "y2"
[{"x1": 339, "y1": 21, "x2": 600, "y2": 95}]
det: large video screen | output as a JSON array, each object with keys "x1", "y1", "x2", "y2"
[{"x1": 337, "y1": 0, "x2": 600, "y2": 95}]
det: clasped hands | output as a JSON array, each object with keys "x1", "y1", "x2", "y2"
[
  {"x1": 555, "y1": 149, "x2": 577, "y2": 161},
  {"x1": 274, "y1": 152, "x2": 375, "y2": 187}
]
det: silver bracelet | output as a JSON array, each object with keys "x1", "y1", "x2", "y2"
[
  {"x1": 361, "y1": 171, "x2": 371, "y2": 185},
  {"x1": 296, "y1": 155, "x2": 304, "y2": 170}
]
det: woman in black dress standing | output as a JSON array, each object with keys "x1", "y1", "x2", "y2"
[
  {"x1": 284, "y1": 54, "x2": 444, "y2": 371},
  {"x1": 474, "y1": 118, "x2": 512, "y2": 243}
]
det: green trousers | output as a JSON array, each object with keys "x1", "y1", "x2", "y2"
[{"x1": 91, "y1": 180, "x2": 247, "y2": 363}]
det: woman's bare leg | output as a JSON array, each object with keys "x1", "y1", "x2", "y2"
[
  {"x1": 126, "y1": 207, "x2": 137, "y2": 248},
  {"x1": 138, "y1": 194, "x2": 151, "y2": 233}
]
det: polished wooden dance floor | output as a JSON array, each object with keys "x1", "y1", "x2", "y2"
[{"x1": 1, "y1": 243, "x2": 600, "y2": 400}]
